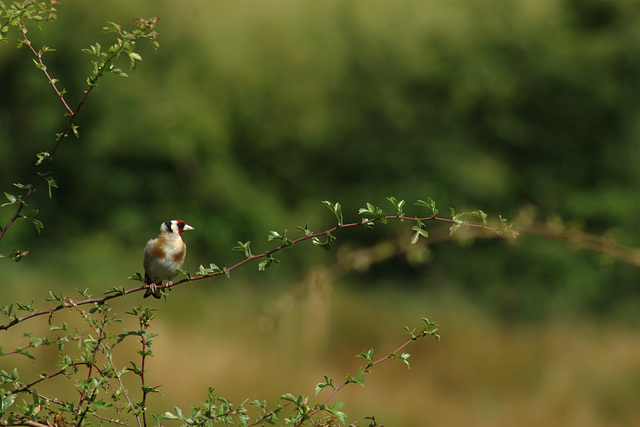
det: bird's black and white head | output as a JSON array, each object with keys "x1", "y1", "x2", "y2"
[{"x1": 161, "y1": 219, "x2": 194, "y2": 238}]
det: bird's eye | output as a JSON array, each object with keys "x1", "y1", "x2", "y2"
[{"x1": 177, "y1": 222, "x2": 184, "y2": 229}]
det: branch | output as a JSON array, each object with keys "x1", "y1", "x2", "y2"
[
  {"x1": 2, "y1": 201, "x2": 637, "y2": 332},
  {"x1": 0, "y1": 289, "x2": 139, "y2": 331},
  {"x1": 293, "y1": 318, "x2": 440, "y2": 426},
  {"x1": 0, "y1": 16, "x2": 160, "y2": 243},
  {"x1": 520, "y1": 219, "x2": 640, "y2": 268}
]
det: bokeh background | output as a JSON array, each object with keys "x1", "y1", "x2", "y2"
[{"x1": 1, "y1": 1, "x2": 639, "y2": 426}]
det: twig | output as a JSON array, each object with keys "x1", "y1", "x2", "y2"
[
  {"x1": 19, "y1": 26, "x2": 73, "y2": 114},
  {"x1": 12, "y1": 362, "x2": 89, "y2": 394},
  {"x1": 75, "y1": 309, "x2": 110, "y2": 427}
]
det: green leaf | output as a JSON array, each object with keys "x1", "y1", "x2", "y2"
[
  {"x1": 160, "y1": 411, "x2": 180, "y2": 421},
  {"x1": 176, "y1": 268, "x2": 191, "y2": 281},
  {"x1": 82, "y1": 43, "x2": 101, "y2": 56},
  {"x1": 142, "y1": 384, "x2": 160, "y2": 395},
  {"x1": 420, "y1": 318, "x2": 441, "y2": 343},
  {"x1": 13, "y1": 183, "x2": 32, "y2": 190},
  {"x1": 174, "y1": 406, "x2": 184, "y2": 419},
  {"x1": 1, "y1": 303, "x2": 15, "y2": 318},
  {"x1": 258, "y1": 257, "x2": 279, "y2": 271},
  {"x1": 49, "y1": 322, "x2": 68, "y2": 332},
  {"x1": 360, "y1": 217, "x2": 375, "y2": 229},
  {"x1": 128, "y1": 272, "x2": 145, "y2": 282},
  {"x1": 32, "y1": 387, "x2": 40, "y2": 406},
  {"x1": 1, "y1": 192, "x2": 17, "y2": 207},
  {"x1": 421, "y1": 317, "x2": 438, "y2": 330},
  {"x1": 197, "y1": 263, "x2": 222, "y2": 275},
  {"x1": 411, "y1": 220, "x2": 429, "y2": 244},
  {"x1": 249, "y1": 400, "x2": 267, "y2": 409},
  {"x1": 391, "y1": 352, "x2": 411, "y2": 369},
  {"x1": 32, "y1": 58, "x2": 46, "y2": 71},
  {"x1": 315, "y1": 375, "x2": 334, "y2": 396},
  {"x1": 20, "y1": 208, "x2": 43, "y2": 234},
  {"x1": 296, "y1": 222, "x2": 312, "y2": 236},
  {"x1": 25, "y1": 217, "x2": 44, "y2": 235},
  {"x1": 46, "y1": 291, "x2": 64, "y2": 303},
  {"x1": 449, "y1": 207, "x2": 462, "y2": 222},
  {"x1": 280, "y1": 393, "x2": 298, "y2": 403},
  {"x1": 356, "y1": 348, "x2": 374, "y2": 364},
  {"x1": 404, "y1": 325, "x2": 417, "y2": 340},
  {"x1": 358, "y1": 202, "x2": 376, "y2": 216},
  {"x1": 473, "y1": 210, "x2": 487, "y2": 224},
  {"x1": 414, "y1": 197, "x2": 439, "y2": 218},
  {"x1": 76, "y1": 288, "x2": 91, "y2": 298},
  {"x1": 128, "y1": 51, "x2": 142, "y2": 68},
  {"x1": 0, "y1": 390, "x2": 17, "y2": 412},
  {"x1": 110, "y1": 68, "x2": 129, "y2": 78},
  {"x1": 232, "y1": 241, "x2": 252, "y2": 258},
  {"x1": 358, "y1": 202, "x2": 386, "y2": 222},
  {"x1": 16, "y1": 300, "x2": 34, "y2": 313},
  {"x1": 35, "y1": 152, "x2": 50, "y2": 165},
  {"x1": 386, "y1": 196, "x2": 405, "y2": 216},
  {"x1": 103, "y1": 22, "x2": 121, "y2": 34},
  {"x1": 268, "y1": 229, "x2": 291, "y2": 245},
  {"x1": 37, "y1": 173, "x2": 58, "y2": 199},
  {"x1": 312, "y1": 231, "x2": 335, "y2": 250},
  {"x1": 322, "y1": 200, "x2": 343, "y2": 226},
  {"x1": 449, "y1": 207, "x2": 465, "y2": 236},
  {"x1": 327, "y1": 402, "x2": 347, "y2": 424},
  {"x1": 346, "y1": 372, "x2": 366, "y2": 387}
]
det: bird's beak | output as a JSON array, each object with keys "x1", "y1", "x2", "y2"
[{"x1": 184, "y1": 224, "x2": 194, "y2": 231}]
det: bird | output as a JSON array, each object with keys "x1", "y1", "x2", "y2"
[{"x1": 143, "y1": 219, "x2": 194, "y2": 298}]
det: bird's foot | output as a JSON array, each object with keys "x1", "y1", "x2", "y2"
[{"x1": 143, "y1": 282, "x2": 162, "y2": 299}]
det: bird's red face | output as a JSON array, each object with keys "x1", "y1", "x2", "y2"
[
  {"x1": 175, "y1": 220, "x2": 187, "y2": 236},
  {"x1": 167, "y1": 220, "x2": 194, "y2": 237}
]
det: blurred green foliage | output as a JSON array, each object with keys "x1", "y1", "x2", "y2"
[{"x1": 1, "y1": 0, "x2": 638, "y2": 319}]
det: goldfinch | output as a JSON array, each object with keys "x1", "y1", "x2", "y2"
[{"x1": 143, "y1": 219, "x2": 194, "y2": 298}]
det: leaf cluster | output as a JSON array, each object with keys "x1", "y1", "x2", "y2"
[
  {"x1": 83, "y1": 17, "x2": 159, "y2": 86},
  {"x1": 0, "y1": 0, "x2": 57, "y2": 42},
  {"x1": 0, "y1": 297, "x2": 163, "y2": 427}
]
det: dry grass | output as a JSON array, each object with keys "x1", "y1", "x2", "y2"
[{"x1": 136, "y1": 274, "x2": 639, "y2": 427}]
